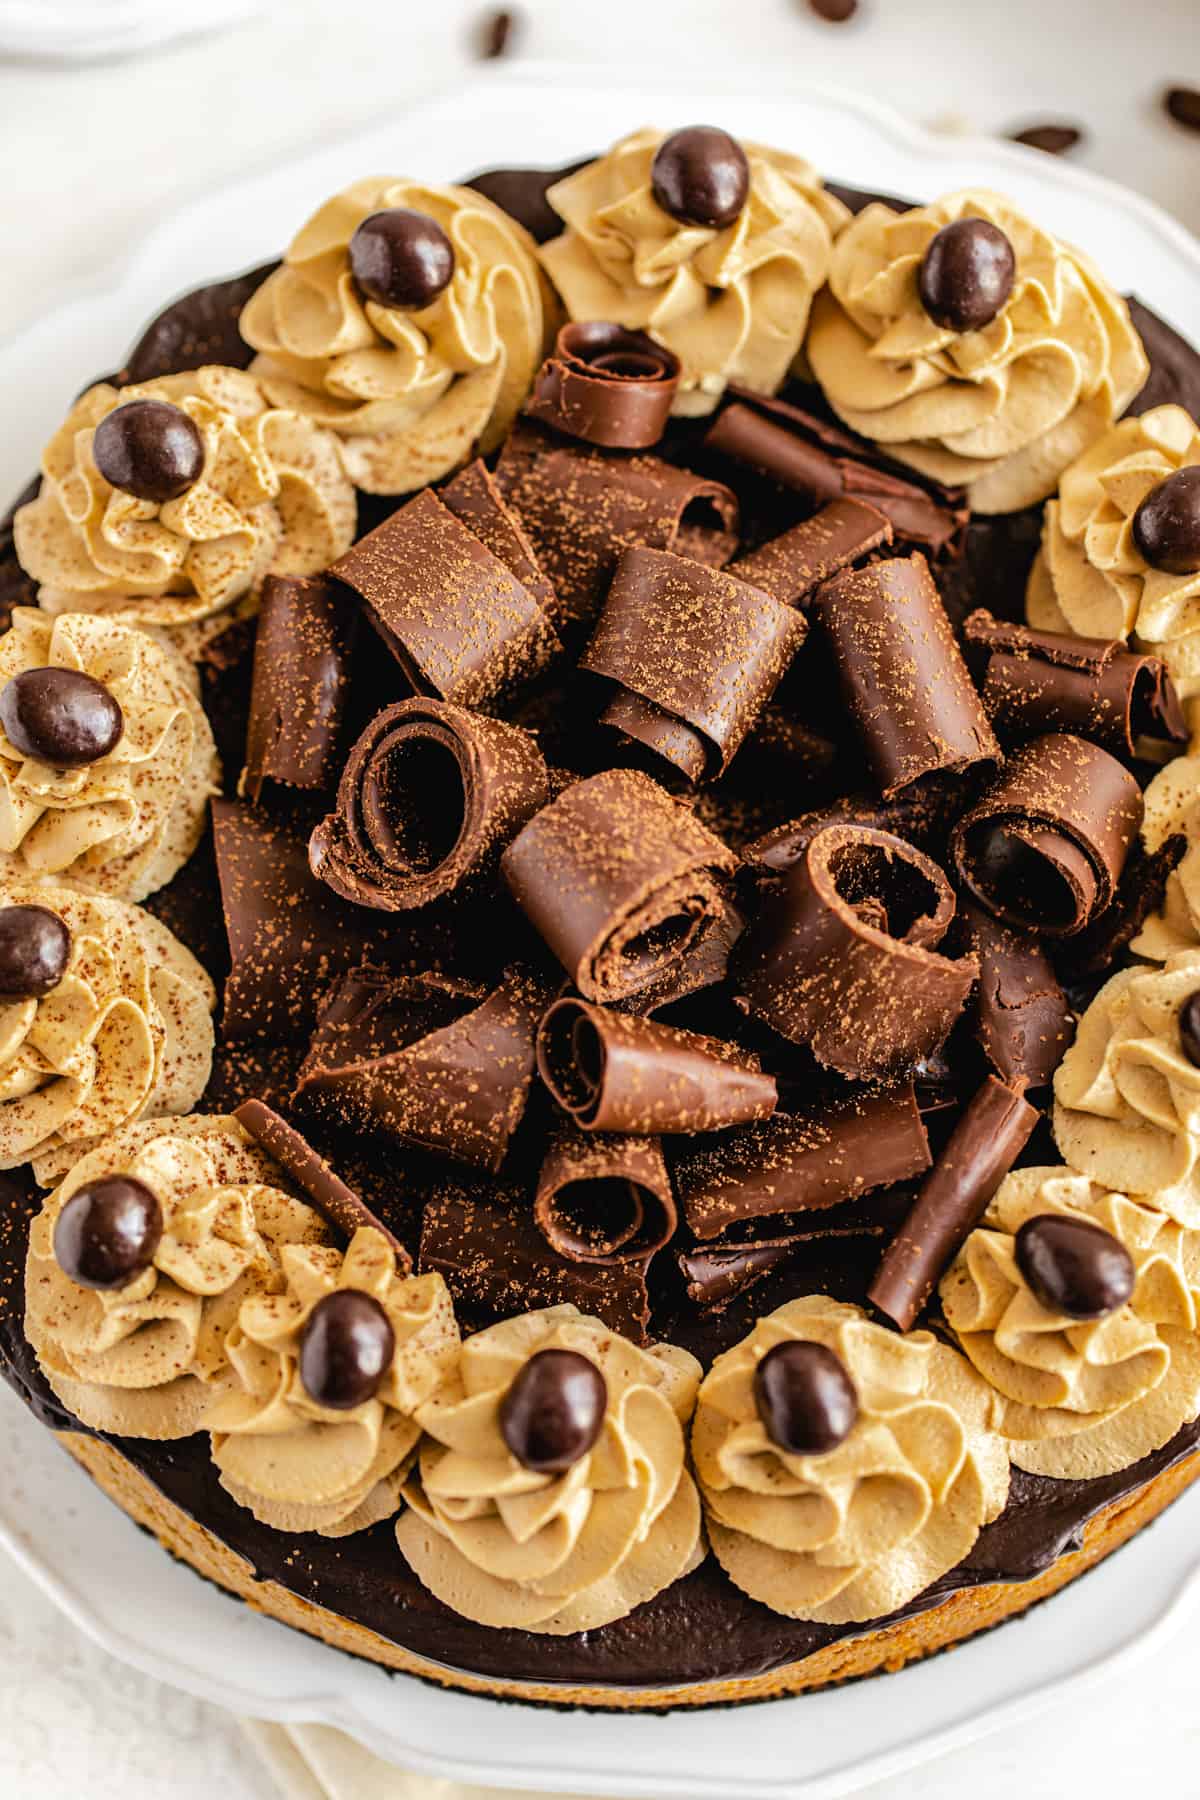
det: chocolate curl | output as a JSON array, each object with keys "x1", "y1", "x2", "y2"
[
  {"x1": 955, "y1": 900, "x2": 1071, "y2": 1091},
  {"x1": 617, "y1": 900, "x2": 746, "y2": 1017},
  {"x1": 535, "y1": 1127, "x2": 676, "y2": 1263},
  {"x1": 812, "y1": 554, "x2": 999, "y2": 798},
  {"x1": 501, "y1": 768, "x2": 738, "y2": 1004},
  {"x1": 676, "y1": 1084, "x2": 931, "y2": 1240},
  {"x1": 295, "y1": 965, "x2": 553, "y2": 1174},
  {"x1": 582, "y1": 546, "x2": 806, "y2": 782},
  {"x1": 537, "y1": 997, "x2": 777, "y2": 1134},
  {"x1": 963, "y1": 608, "x2": 1187, "y2": 756},
  {"x1": 1059, "y1": 832, "x2": 1188, "y2": 980},
  {"x1": 494, "y1": 419, "x2": 739, "y2": 634},
  {"x1": 677, "y1": 1220, "x2": 893, "y2": 1312},
  {"x1": 525, "y1": 321, "x2": 680, "y2": 449},
  {"x1": 242, "y1": 573, "x2": 357, "y2": 802},
  {"x1": 329, "y1": 477, "x2": 559, "y2": 711},
  {"x1": 308, "y1": 697, "x2": 549, "y2": 913},
  {"x1": 741, "y1": 785, "x2": 956, "y2": 876},
  {"x1": 729, "y1": 498, "x2": 892, "y2": 607},
  {"x1": 869, "y1": 1075, "x2": 1038, "y2": 1331},
  {"x1": 420, "y1": 1191, "x2": 651, "y2": 1342},
  {"x1": 233, "y1": 1098, "x2": 410, "y2": 1266},
  {"x1": 734, "y1": 824, "x2": 976, "y2": 1083},
  {"x1": 951, "y1": 733, "x2": 1144, "y2": 938}
]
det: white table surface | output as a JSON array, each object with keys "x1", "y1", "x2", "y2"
[{"x1": 2, "y1": 2, "x2": 1198, "y2": 1794}]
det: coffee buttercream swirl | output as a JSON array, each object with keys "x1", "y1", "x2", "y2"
[
  {"x1": 395, "y1": 1305, "x2": 704, "y2": 1632},
  {"x1": 692, "y1": 1295, "x2": 1009, "y2": 1624},
  {"x1": 209, "y1": 1229, "x2": 458, "y2": 1537},
  {"x1": 24, "y1": 1114, "x2": 325, "y2": 1438},
  {"x1": 239, "y1": 178, "x2": 549, "y2": 494},
  {"x1": 807, "y1": 190, "x2": 1147, "y2": 514}
]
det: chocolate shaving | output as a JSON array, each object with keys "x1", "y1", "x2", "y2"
[
  {"x1": 812, "y1": 553, "x2": 999, "y2": 797},
  {"x1": 535, "y1": 1127, "x2": 676, "y2": 1264},
  {"x1": 963, "y1": 608, "x2": 1186, "y2": 756},
  {"x1": 1058, "y1": 832, "x2": 1189, "y2": 980},
  {"x1": 740, "y1": 784, "x2": 957, "y2": 875},
  {"x1": 308, "y1": 696, "x2": 549, "y2": 912},
  {"x1": 676, "y1": 1084, "x2": 931, "y2": 1240},
  {"x1": 677, "y1": 1222, "x2": 888, "y2": 1312},
  {"x1": 734, "y1": 823, "x2": 976, "y2": 1082},
  {"x1": 526, "y1": 321, "x2": 680, "y2": 449},
  {"x1": 869, "y1": 1075, "x2": 1038, "y2": 1330},
  {"x1": 501, "y1": 768, "x2": 737, "y2": 1003},
  {"x1": 242, "y1": 573, "x2": 358, "y2": 801},
  {"x1": 951, "y1": 732, "x2": 1144, "y2": 937},
  {"x1": 233, "y1": 1098, "x2": 409, "y2": 1265},
  {"x1": 583, "y1": 546, "x2": 806, "y2": 781},
  {"x1": 954, "y1": 900, "x2": 1071, "y2": 1090},
  {"x1": 537, "y1": 997, "x2": 777, "y2": 1134},
  {"x1": 729, "y1": 497, "x2": 892, "y2": 606}
]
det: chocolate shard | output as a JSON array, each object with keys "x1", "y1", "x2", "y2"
[
  {"x1": 1059, "y1": 832, "x2": 1188, "y2": 980},
  {"x1": 583, "y1": 545, "x2": 807, "y2": 782},
  {"x1": 868, "y1": 1075, "x2": 1039, "y2": 1331},
  {"x1": 812, "y1": 553, "x2": 999, "y2": 798},
  {"x1": 734, "y1": 824, "x2": 977, "y2": 1083},
  {"x1": 233, "y1": 1098, "x2": 410, "y2": 1265},
  {"x1": 294, "y1": 964, "x2": 554, "y2": 1175},
  {"x1": 329, "y1": 472, "x2": 560, "y2": 711},
  {"x1": 501, "y1": 768, "x2": 738, "y2": 1004},
  {"x1": 535, "y1": 1126, "x2": 677, "y2": 1264},
  {"x1": 242, "y1": 573, "x2": 358, "y2": 802},
  {"x1": 953, "y1": 899, "x2": 1072, "y2": 1090},
  {"x1": 525, "y1": 321, "x2": 681, "y2": 450},
  {"x1": 537, "y1": 996, "x2": 777, "y2": 1135},
  {"x1": 951, "y1": 732, "x2": 1144, "y2": 938},
  {"x1": 740, "y1": 784, "x2": 958, "y2": 875},
  {"x1": 728, "y1": 497, "x2": 892, "y2": 606},
  {"x1": 962, "y1": 608, "x2": 1187, "y2": 756},
  {"x1": 494, "y1": 419, "x2": 739, "y2": 635},
  {"x1": 675, "y1": 1083, "x2": 932, "y2": 1240},
  {"x1": 420, "y1": 1190, "x2": 651, "y2": 1342},
  {"x1": 308, "y1": 696, "x2": 549, "y2": 913}
]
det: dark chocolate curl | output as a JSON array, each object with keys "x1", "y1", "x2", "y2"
[
  {"x1": 295, "y1": 965, "x2": 552, "y2": 1174},
  {"x1": 420, "y1": 1191, "x2": 651, "y2": 1342},
  {"x1": 951, "y1": 732, "x2": 1143, "y2": 937},
  {"x1": 955, "y1": 900, "x2": 1071, "y2": 1091},
  {"x1": 242, "y1": 573, "x2": 357, "y2": 801},
  {"x1": 535, "y1": 1127, "x2": 676, "y2": 1263},
  {"x1": 501, "y1": 769, "x2": 738, "y2": 1004},
  {"x1": 232, "y1": 1098, "x2": 409, "y2": 1264},
  {"x1": 536, "y1": 997, "x2": 777, "y2": 1134},
  {"x1": 329, "y1": 473, "x2": 559, "y2": 710},
  {"x1": 617, "y1": 900, "x2": 746, "y2": 1016},
  {"x1": 308, "y1": 697, "x2": 549, "y2": 912},
  {"x1": 583, "y1": 546, "x2": 806, "y2": 781},
  {"x1": 729, "y1": 498, "x2": 892, "y2": 606},
  {"x1": 677, "y1": 1220, "x2": 890, "y2": 1312},
  {"x1": 869, "y1": 1075, "x2": 1038, "y2": 1330},
  {"x1": 1059, "y1": 832, "x2": 1188, "y2": 979},
  {"x1": 734, "y1": 824, "x2": 976, "y2": 1083},
  {"x1": 963, "y1": 608, "x2": 1187, "y2": 755},
  {"x1": 812, "y1": 554, "x2": 999, "y2": 797},
  {"x1": 740, "y1": 785, "x2": 957, "y2": 876},
  {"x1": 525, "y1": 321, "x2": 680, "y2": 449},
  {"x1": 494, "y1": 419, "x2": 738, "y2": 633},
  {"x1": 676, "y1": 1084, "x2": 931, "y2": 1240}
]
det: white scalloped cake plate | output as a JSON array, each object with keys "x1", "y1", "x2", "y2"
[{"x1": 3, "y1": 63, "x2": 1200, "y2": 1800}]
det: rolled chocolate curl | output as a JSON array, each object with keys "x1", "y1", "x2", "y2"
[
  {"x1": 501, "y1": 769, "x2": 738, "y2": 1004},
  {"x1": 676, "y1": 1084, "x2": 931, "y2": 1240},
  {"x1": 677, "y1": 1218, "x2": 893, "y2": 1312},
  {"x1": 537, "y1": 997, "x2": 777, "y2": 1135},
  {"x1": 308, "y1": 697, "x2": 549, "y2": 913},
  {"x1": 950, "y1": 732, "x2": 1144, "y2": 938},
  {"x1": 740, "y1": 785, "x2": 957, "y2": 876},
  {"x1": 616, "y1": 900, "x2": 746, "y2": 1017},
  {"x1": 734, "y1": 824, "x2": 976, "y2": 1083},
  {"x1": 242, "y1": 573, "x2": 358, "y2": 802},
  {"x1": 294, "y1": 964, "x2": 553, "y2": 1174},
  {"x1": 868, "y1": 1075, "x2": 1038, "y2": 1331},
  {"x1": 233, "y1": 1098, "x2": 410, "y2": 1265},
  {"x1": 582, "y1": 546, "x2": 806, "y2": 782},
  {"x1": 535, "y1": 1127, "x2": 676, "y2": 1264},
  {"x1": 963, "y1": 608, "x2": 1187, "y2": 756},
  {"x1": 329, "y1": 472, "x2": 559, "y2": 710},
  {"x1": 729, "y1": 498, "x2": 892, "y2": 607},
  {"x1": 494, "y1": 419, "x2": 739, "y2": 634},
  {"x1": 954, "y1": 900, "x2": 1071, "y2": 1091},
  {"x1": 525, "y1": 321, "x2": 680, "y2": 449},
  {"x1": 812, "y1": 554, "x2": 999, "y2": 798}
]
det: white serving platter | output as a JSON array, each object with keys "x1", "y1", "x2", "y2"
[{"x1": 3, "y1": 62, "x2": 1200, "y2": 1799}]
